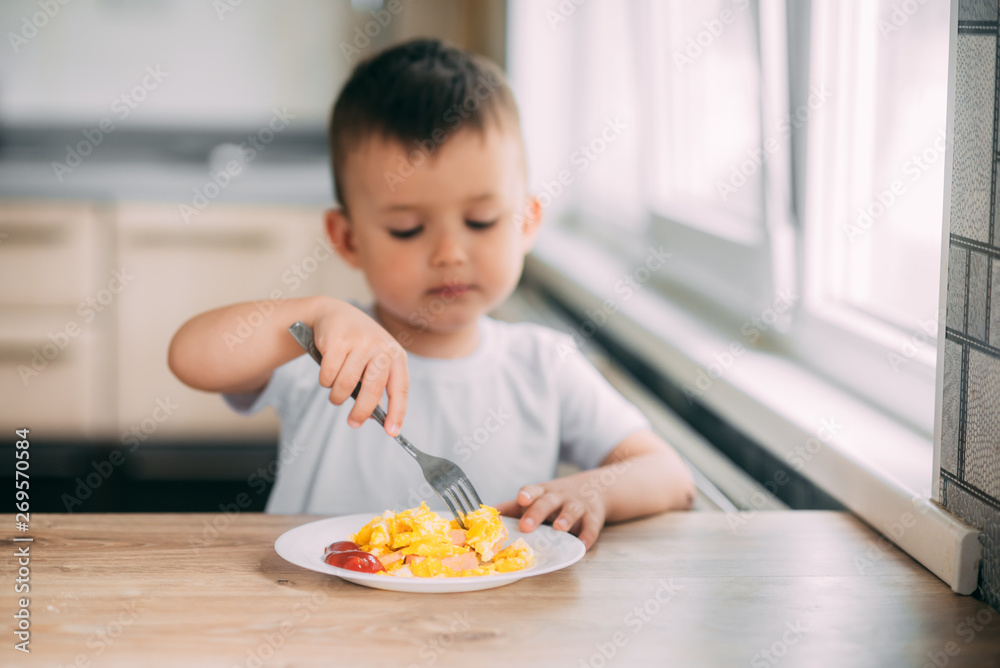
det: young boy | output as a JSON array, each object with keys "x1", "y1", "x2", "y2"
[{"x1": 168, "y1": 39, "x2": 694, "y2": 549}]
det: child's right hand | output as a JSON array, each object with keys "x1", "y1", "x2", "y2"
[{"x1": 311, "y1": 300, "x2": 409, "y2": 437}]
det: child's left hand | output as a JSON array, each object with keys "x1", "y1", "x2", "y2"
[
  {"x1": 496, "y1": 432, "x2": 697, "y2": 551},
  {"x1": 495, "y1": 472, "x2": 607, "y2": 550}
]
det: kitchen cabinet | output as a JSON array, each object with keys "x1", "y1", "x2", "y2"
[
  {"x1": 0, "y1": 201, "x2": 115, "y2": 439},
  {"x1": 115, "y1": 202, "x2": 370, "y2": 441},
  {"x1": 0, "y1": 198, "x2": 371, "y2": 443}
]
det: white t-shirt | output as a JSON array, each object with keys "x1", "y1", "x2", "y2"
[{"x1": 223, "y1": 300, "x2": 651, "y2": 515}]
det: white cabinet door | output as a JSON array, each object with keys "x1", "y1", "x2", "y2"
[
  {"x1": 0, "y1": 199, "x2": 115, "y2": 439},
  {"x1": 115, "y1": 203, "x2": 369, "y2": 441}
]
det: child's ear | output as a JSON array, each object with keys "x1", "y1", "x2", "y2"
[
  {"x1": 325, "y1": 208, "x2": 361, "y2": 269},
  {"x1": 517, "y1": 196, "x2": 543, "y2": 254}
]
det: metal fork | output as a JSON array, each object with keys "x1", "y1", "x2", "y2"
[{"x1": 288, "y1": 321, "x2": 484, "y2": 529}]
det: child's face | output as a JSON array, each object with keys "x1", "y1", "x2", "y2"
[{"x1": 326, "y1": 124, "x2": 541, "y2": 335}]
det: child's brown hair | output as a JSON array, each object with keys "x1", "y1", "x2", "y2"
[{"x1": 328, "y1": 38, "x2": 522, "y2": 211}]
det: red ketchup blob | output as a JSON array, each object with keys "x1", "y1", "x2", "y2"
[
  {"x1": 324, "y1": 541, "x2": 359, "y2": 555},
  {"x1": 324, "y1": 549, "x2": 385, "y2": 573}
]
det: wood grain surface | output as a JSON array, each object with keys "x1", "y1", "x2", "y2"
[{"x1": 2, "y1": 511, "x2": 998, "y2": 667}]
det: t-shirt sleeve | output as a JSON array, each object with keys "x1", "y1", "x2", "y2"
[
  {"x1": 221, "y1": 353, "x2": 312, "y2": 417},
  {"x1": 221, "y1": 298, "x2": 372, "y2": 418},
  {"x1": 222, "y1": 377, "x2": 280, "y2": 415},
  {"x1": 552, "y1": 333, "x2": 652, "y2": 471}
]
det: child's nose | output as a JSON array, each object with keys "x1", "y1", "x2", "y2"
[{"x1": 430, "y1": 230, "x2": 468, "y2": 266}]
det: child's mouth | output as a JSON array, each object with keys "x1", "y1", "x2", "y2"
[{"x1": 429, "y1": 284, "x2": 472, "y2": 298}]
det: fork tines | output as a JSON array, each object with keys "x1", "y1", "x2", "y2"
[{"x1": 437, "y1": 476, "x2": 483, "y2": 530}]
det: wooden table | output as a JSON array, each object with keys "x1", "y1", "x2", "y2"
[{"x1": 3, "y1": 511, "x2": 999, "y2": 667}]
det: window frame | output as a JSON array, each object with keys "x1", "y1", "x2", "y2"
[
  {"x1": 634, "y1": 0, "x2": 798, "y2": 321},
  {"x1": 787, "y1": 0, "x2": 941, "y2": 436}
]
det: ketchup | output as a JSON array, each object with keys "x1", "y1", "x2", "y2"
[
  {"x1": 324, "y1": 550, "x2": 385, "y2": 573},
  {"x1": 323, "y1": 541, "x2": 385, "y2": 574},
  {"x1": 324, "y1": 541, "x2": 360, "y2": 555}
]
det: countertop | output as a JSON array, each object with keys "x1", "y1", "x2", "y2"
[{"x1": 3, "y1": 511, "x2": 999, "y2": 666}]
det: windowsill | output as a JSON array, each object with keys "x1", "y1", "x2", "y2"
[{"x1": 526, "y1": 222, "x2": 980, "y2": 594}]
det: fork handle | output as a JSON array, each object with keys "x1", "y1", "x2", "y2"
[
  {"x1": 289, "y1": 321, "x2": 420, "y2": 460},
  {"x1": 288, "y1": 321, "x2": 394, "y2": 432}
]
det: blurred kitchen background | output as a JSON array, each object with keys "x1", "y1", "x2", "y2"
[
  {"x1": 2, "y1": 0, "x2": 998, "y2": 605},
  {"x1": 1, "y1": 0, "x2": 507, "y2": 510}
]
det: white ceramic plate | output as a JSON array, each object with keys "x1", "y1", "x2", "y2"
[{"x1": 274, "y1": 512, "x2": 586, "y2": 593}]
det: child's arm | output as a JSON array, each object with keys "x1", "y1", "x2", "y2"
[
  {"x1": 496, "y1": 429, "x2": 695, "y2": 550},
  {"x1": 167, "y1": 296, "x2": 409, "y2": 436}
]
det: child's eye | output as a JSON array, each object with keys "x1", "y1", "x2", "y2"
[
  {"x1": 466, "y1": 219, "x2": 497, "y2": 230},
  {"x1": 389, "y1": 226, "x2": 423, "y2": 239}
]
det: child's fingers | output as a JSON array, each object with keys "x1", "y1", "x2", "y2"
[
  {"x1": 517, "y1": 491, "x2": 563, "y2": 532},
  {"x1": 516, "y1": 484, "x2": 546, "y2": 506},
  {"x1": 576, "y1": 512, "x2": 603, "y2": 550},
  {"x1": 330, "y1": 349, "x2": 370, "y2": 414},
  {"x1": 494, "y1": 499, "x2": 523, "y2": 517},
  {"x1": 316, "y1": 340, "x2": 349, "y2": 389},
  {"x1": 348, "y1": 360, "x2": 387, "y2": 428},
  {"x1": 383, "y1": 358, "x2": 409, "y2": 437},
  {"x1": 552, "y1": 500, "x2": 586, "y2": 532}
]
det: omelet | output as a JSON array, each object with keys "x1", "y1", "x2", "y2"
[
  {"x1": 492, "y1": 538, "x2": 533, "y2": 573},
  {"x1": 457, "y1": 504, "x2": 508, "y2": 561},
  {"x1": 349, "y1": 502, "x2": 533, "y2": 578}
]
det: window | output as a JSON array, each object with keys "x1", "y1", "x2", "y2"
[
  {"x1": 807, "y1": 0, "x2": 950, "y2": 329},
  {"x1": 508, "y1": 0, "x2": 950, "y2": 435},
  {"x1": 645, "y1": 0, "x2": 765, "y2": 236},
  {"x1": 795, "y1": 0, "x2": 950, "y2": 432}
]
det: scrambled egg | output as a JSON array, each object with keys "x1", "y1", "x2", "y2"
[{"x1": 350, "y1": 502, "x2": 534, "y2": 577}]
